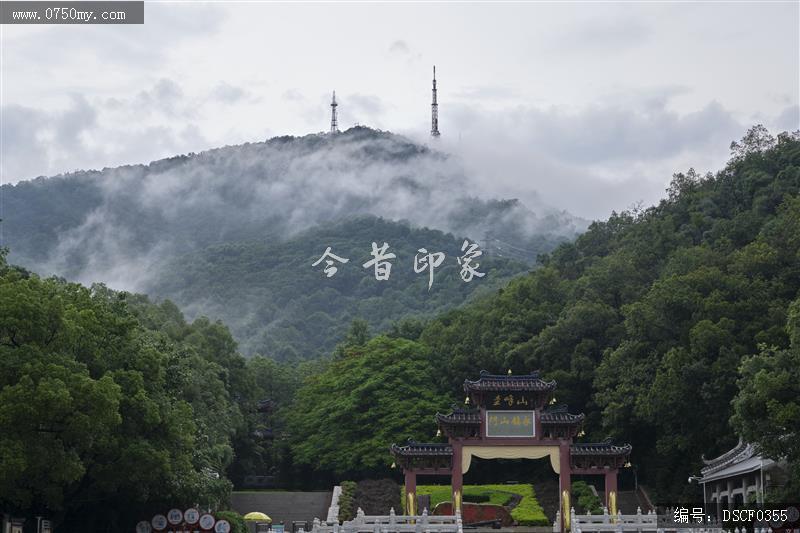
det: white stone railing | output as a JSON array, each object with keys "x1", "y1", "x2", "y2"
[
  {"x1": 307, "y1": 507, "x2": 462, "y2": 533},
  {"x1": 553, "y1": 507, "x2": 658, "y2": 533},
  {"x1": 327, "y1": 485, "x2": 343, "y2": 523},
  {"x1": 554, "y1": 507, "x2": 773, "y2": 533}
]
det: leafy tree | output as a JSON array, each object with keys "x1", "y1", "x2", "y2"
[
  {"x1": 345, "y1": 319, "x2": 370, "y2": 347},
  {"x1": 287, "y1": 336, "x2": 447, "y2": 479},
  {"x1": 731, "y1": 298, "x2": 800, "y2": 499},
  {"x1": 730, "y1": 124, "x2": 776, "y2": 160},
  {"x1": 0, "y1": 251, "x2": 245, "y2": 529},
  {"x1": 226, "y1": 355, "x2": 305, "y2": 486}
]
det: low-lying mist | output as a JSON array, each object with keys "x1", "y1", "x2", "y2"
[{"x1": 6, "y1": 126, "x2": 585, "y2": 292}]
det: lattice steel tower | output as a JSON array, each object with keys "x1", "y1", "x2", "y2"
[
  {"x1": 330, "y1": 91, "x2": 339, "y2": 134},
  {"x1": 431, "y1": 66, "x2": 440, "y2": 137}
]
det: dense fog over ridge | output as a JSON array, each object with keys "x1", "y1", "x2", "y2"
[{"x1": 4, "y1": 126, "x2": 586, "y2": 292}]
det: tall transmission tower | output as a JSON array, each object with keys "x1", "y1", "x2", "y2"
[
  {"x1": 330, "y1": 91, "x2": 339, "y2": 134},
  {"x1": 431, "y1": 66, "x2": 440, "y2": 137}
]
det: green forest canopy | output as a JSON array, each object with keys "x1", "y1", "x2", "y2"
[
  {"x1": 1, "y1": 127, "x2": 799, "y2": 532},
  {"x1": 285, "y1": 127, "x2": 800, "y2": 501},
  {"x1": 0, "y1": 257, "x2": 301, "y2": 528}
]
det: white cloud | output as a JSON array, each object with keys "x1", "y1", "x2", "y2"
[
  {"x1": 775, "y1": 105, "x2": 800, "y2": 132},
  {"x1": 0, "y1": 80, "x2": 212, "y2": 181},
  {"x1": 431, "y1": 96, "x2": 758, "y2": 219},
  {"x1": 282, "y1": 89, "x2": 305, "y2": 102},
  {"x1": 388, "y1": 40, "x2": 410, "y2": 54},
  {"x1": 211, "y1": 82, "x2": 250, "y2": 104}
]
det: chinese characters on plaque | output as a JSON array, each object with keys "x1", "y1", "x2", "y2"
[
  {"x1": 492, "y1": 393, "x2": 530, "y2": 408},
  {"x1": 312, "y1": 239, "x2": 485, "y2": 289},
  {"x1": 485, "y1": 410, "x2": 535, "y2": 437}
]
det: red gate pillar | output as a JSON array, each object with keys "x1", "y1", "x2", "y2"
[
  {"x1": 604, "y1": 469, "x2": 618, "y2": 515},
  {"x1": 405, "y1": 470, "x2": 417, "y2": 516},
  {"x1": 559, "y1": 442, "x2": 572, "y2": 532},
  {"x1": 451, "y1": 442, "x2": 463, "y2": 514}
]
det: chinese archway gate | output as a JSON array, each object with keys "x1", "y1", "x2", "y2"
[{"x1": 389, "y1": 371, "x2": 632, "y2": 532}]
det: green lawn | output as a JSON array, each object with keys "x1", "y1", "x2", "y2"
[{"x1": 405, "y1": 484, "x2": 548, "y2": 526}]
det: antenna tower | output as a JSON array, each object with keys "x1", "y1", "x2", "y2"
[
  {"x1": 330, "y1": 91, "x2": 339, "y2": 134},
  {"x1": 431, "y1": 66, "x2": 440, "y2": 137}
]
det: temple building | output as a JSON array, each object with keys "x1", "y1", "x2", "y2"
[
  {"x1": 390, "y1": 371, "x2": 632, "y2": 530},
  {"x1": 696, "y1": 439, "x2": 789, "y2": 513}
]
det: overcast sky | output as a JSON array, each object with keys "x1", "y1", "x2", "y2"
[{"x1": 1, "y1": 1, "x2": 798, "y2": 219}]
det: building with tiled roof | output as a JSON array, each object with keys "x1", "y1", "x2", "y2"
[
  {"x1": 693, "y1": 439, "x2": 789, "y2": 513},
  {"x1": 389, "y1": 370, "x2": 632, "y2": 529}
]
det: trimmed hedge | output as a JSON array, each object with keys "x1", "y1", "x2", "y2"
[
  {"x1": 354, "y1": 479, "x2": 401, "y2": 515},
  {"x1": 462, "y1": 493, "x2": 491, "y2": 504},
  {"x1": 498, "y1": 484, "x2": 548, "y2": 526},
  {"x1": 338, "y1": 480, "x2": 358, "y2": 522}
]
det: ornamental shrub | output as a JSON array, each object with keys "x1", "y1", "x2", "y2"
[
  {"x1": 572, "y1": 481, "x2": 602, "y2": 514},
  {"x1": 216, "y1": 511, "x2": 247, "y2": 533}
]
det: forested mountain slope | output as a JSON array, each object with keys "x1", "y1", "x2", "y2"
[
  {"x1": 2, "y1": 126, "x2": 582, "y2": 357},
  {"x1": 416, "y1": 127, "x2": 800, "y2": 499},
  {"x1": 147, "y1": 216, "x2": 526, "y2": 359},
  {"x1": 285, "y1": 127, "x2": 800, "y2": 500}
]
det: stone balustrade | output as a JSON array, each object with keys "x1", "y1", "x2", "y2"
[{"x1": 306, "y1": 507, "x2": 462, "y2": 533}]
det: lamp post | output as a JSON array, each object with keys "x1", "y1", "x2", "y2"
[{"x1": 688, "y1": 476, "x2": 707, "y2": 513}]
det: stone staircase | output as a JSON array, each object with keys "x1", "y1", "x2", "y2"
[
  {"x1": 597, "y1": 489, "x2": 654, "y2": 514},
  {"x1": 231, "y1": 491, "x2": 333, "y2": 526}
]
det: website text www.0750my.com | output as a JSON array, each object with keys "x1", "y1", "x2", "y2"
[
  {"x1": 11, "y1": 6, "x2": 125, "y2": 22},
  {"x1": 1, "y1": 1, "x2": 144, "y2": 24}
]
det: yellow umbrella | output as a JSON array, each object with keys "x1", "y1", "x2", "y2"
[{"x1": 244, "y1": 512, "x2": 272, "y2": 522}]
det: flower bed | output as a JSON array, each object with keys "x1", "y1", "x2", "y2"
[
  {"x1": 433, "y1": 502, "x2": 514, "y2": 526},
  {"x1": 406, "y1": 484, "x2": 549, "y2": 526}
]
